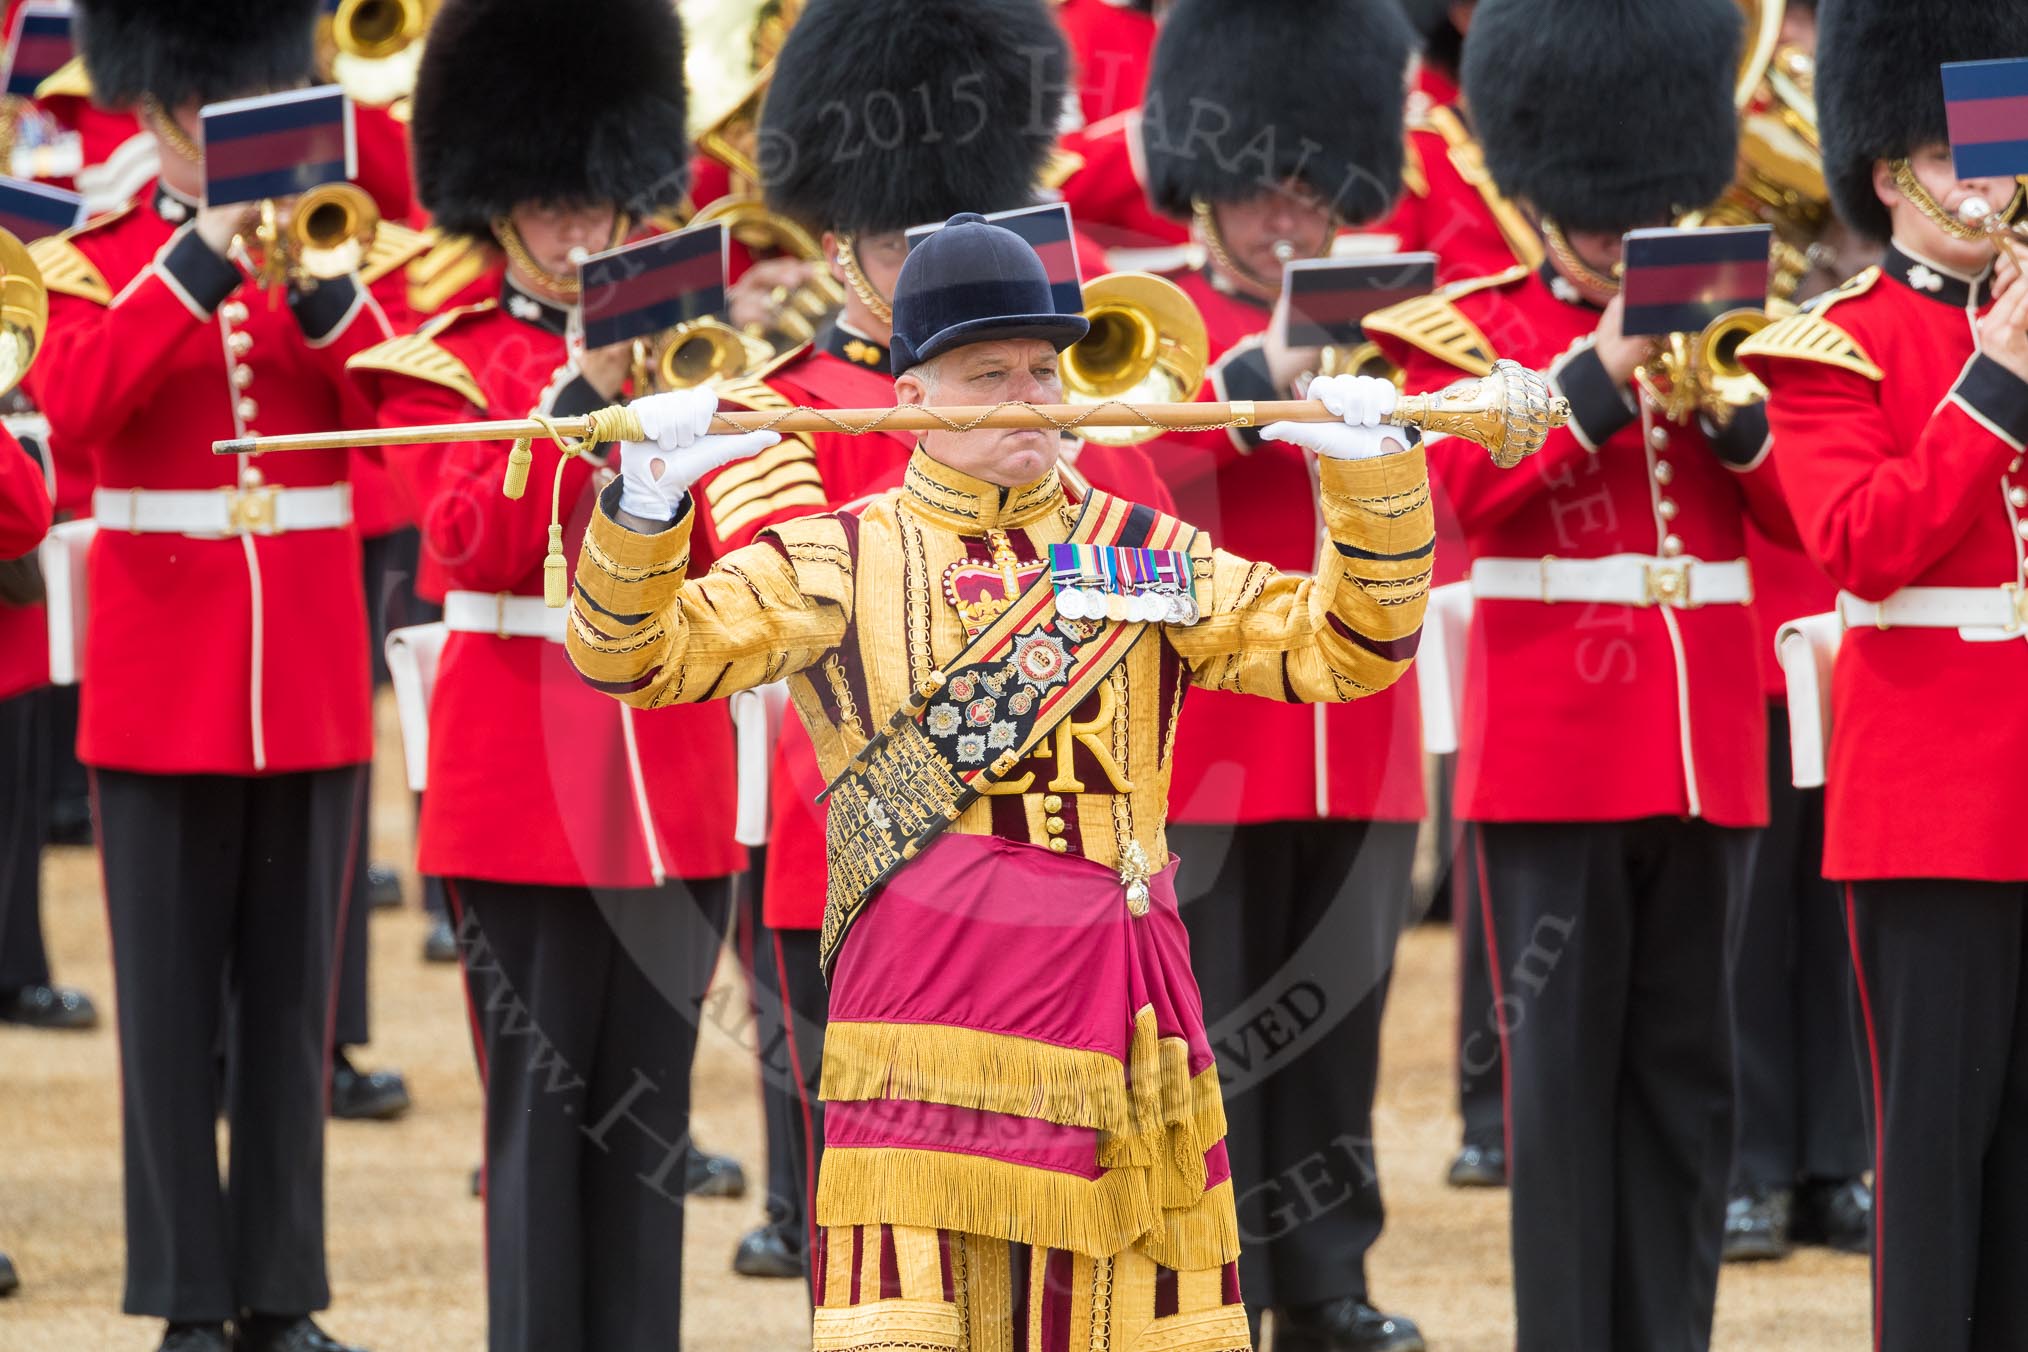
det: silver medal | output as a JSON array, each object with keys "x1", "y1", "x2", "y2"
[{"x1": 1055, "y1": 588, "x2": 1087, "y2": 620}]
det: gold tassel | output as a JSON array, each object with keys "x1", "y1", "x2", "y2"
[
  {"x1": 502, "y1": 437, "x2": 534, "y2": 499},
  {"x1": 543, "y1": 523, "x2": 568, "y2": 608}
]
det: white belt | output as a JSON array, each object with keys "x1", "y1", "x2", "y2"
[
  {"x1": 1835, "y1": 585, "x2": 2028, "y2": 638},
  {"x1": 93, "y1": 484, "x2": 352, "y2": 537},
  {"x1": 1470, "y1": 554, "x2": 1753, "y2": 608},
  {"x1": 442, "y1": 590, "x2": 568, "y2": 642}
]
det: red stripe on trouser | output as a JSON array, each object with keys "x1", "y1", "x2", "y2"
[
  {"x1": 1473, "y1": 830, "x2": 1516, "y2": 1162},
  {"x1": 1844, "y1": 885, "x2": 1886, "y2": 1352}
]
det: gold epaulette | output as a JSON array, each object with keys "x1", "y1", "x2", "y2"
[
  {"x1": 1040, "y1": 145, "x2": 1086, "y2": 191},
  {"x1": 1804, "y1": 265, "x2": 1880, "y2": 315},
  {"x1": 1401, "y1": 133, "x2": 1428, "y2": 199},
  {"x1": 1735, "y1": 311, "x2": 1882, "y2": 381},
  {"x1": 28, "y1": 226, "x2": 115, "y2": 305},
  {"x1": 405, "y1": 232, "x2": 489, "y2": 316},
  {"x1": 345, "y1": 300, "x2": 495, "y2": 407},
  {"x1": 1361, "y1": 264, "x2": 1527, "y2": 377},
  {"x1": 359, "y1": 220, "x2": 431, "y2": 287},
  {"x1": 33, "y1": 55, "x2": 89, "y2": 102}
]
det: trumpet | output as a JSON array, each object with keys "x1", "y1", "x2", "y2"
[
  {"x1": 691, "y1": 194, "x2": 846, "y2": 348},
  {"x1": 1060, "y1": 272, "x2": 1209, "y2": 446},
  {"x1": 1957, "y1": 193, "x2": 2028, "y2": 265},
  {"x1": 0, "y1": 227, "x2": 47, "y2": 399},
  {"x1": 631, "y1": 317, "x2": 776, "y2": 392},
  {"x1": 1644, "y1": 306, "x2": 1775, "y2": 426},
  {"x1": 1318, "y1": 340, "x2": 1404, "y2": 390},
  {"x1": 245, "y1": 182, "x2": 381, "y2": 288},
  {"x1": 334, "y1": 0, "x2": 429, "y2": 60}
]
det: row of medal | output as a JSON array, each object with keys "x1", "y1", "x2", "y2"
[{"x1": 1048, "y1": 542, "x2": 1201, "y2": 625}]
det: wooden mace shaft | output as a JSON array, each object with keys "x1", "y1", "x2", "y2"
[{"x1": 211, "y1": 400, "x2": 1328, "y2": 456}]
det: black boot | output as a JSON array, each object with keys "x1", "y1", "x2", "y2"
[
  {"x1": 236, "y1": 1314, "x2": 367, "y2": 1352},
  {"x1": 331, "y1": 1051, "x2": 412, "y2": 1121},
  {"x1": 0, "y1": 983, "x2": 98, "y2": 1030},
  {"x1": 733, "y1": 1223, "x2": 806, "y2": 1278},
  {"x1": 157, "y1": 1324, "x2": 231, "y2": 1352},
  {"x1": 1445, "y1": 1142, "x2": 1506, "y2": 1188},
  {"x1": 686, "y1": 1147, "x2": 747, "y2": 1198},
  {"x1": 1722, "y1": 1186, "x2": 1793, "y2": 1262},
  {"x1": 1278, "y1": 1299, "x2": 1427, "y2": 1352},
  {"x1": 1791, "y1": 1176, "x2": 1871, "y2": 1253}
]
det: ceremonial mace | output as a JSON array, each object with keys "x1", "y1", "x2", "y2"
[{"x1": 214, "y1": 361, "x2": 1565, "y2": 605}]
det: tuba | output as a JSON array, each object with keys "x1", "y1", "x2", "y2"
[{"x1": 1060, "y1": 272, "x2": 1210, "y2": 446}]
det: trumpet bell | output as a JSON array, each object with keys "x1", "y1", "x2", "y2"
[
  {"x1": 1061, "y1": 272, "x2": 1209, "y2": 447},
  {"x1": 650, "y1": 319, "x2": 774, "y2": 391},
  {"x1": 291, "y1": 182, "x2": 381, "y2": 280},
  {"x1": 335, "y1": 0, "x2": 428, "y2": 61},
  {"x1": 0, "y1": 227, "x2": 46, "y2": 398}
]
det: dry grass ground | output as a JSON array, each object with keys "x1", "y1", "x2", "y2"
[{"x1": 0, "y1": 699, "x2": 1870, "y2": 1350}]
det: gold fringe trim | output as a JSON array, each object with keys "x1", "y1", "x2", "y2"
[
  {"x1": 821, "y1": 1019, "x2": 1134, "y2": 1131},
  {"x1": 817, "y1": 1148, "x2": 1241, "y2": 1272}
]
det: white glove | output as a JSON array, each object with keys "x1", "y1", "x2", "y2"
[
  {"x1": 616, "y1": 388, "x2": 782, "y2": 521},
  {"x1": 1262, "y1": 374, "x2": 1408, "y2": 460}
]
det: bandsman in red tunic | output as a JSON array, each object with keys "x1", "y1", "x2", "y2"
[
  {"x1": 29, "y1": 2, "x2": 394, "y2": 1349},
  {"x1": 1366, "y1": 0, "x2": 1787, "y2": 1344},
  {"x1": 699, "y1": 0, "x2": 1175, "y2": 1290},
  {"x1": 1131, "y1": 3, "x2": 1429, "y2": 1347},
  {"x1": 345, "y1": 2, "x2": 747, "y2": 1347},
  {"x1": 1736, "y1": 2, "x2": 2028, "y2": 1344}
]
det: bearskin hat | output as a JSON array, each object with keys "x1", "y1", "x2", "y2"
[
  {"x1": 1463, "y1": 0, "x2": 1740, "y2": 232},
  {"x1": 74, "y1": 0, "x2": 318, "y2": 110},
  {"x1": 759, "y1": 0, "x2": 1069, "y2": 237},
  {"x1": 1141, "y1": 0, "x2": 1415, "y2": 226},
  {"x1": 413, "y1": 0, "x2": 689, "y2": 238},
  {"x1": 1817, "y1": 0, "x2": 2028, "y2": 241}
]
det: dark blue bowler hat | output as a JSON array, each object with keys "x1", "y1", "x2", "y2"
[{"x1": 889, "y1": 213, "x2": 1090, "y2": 372}]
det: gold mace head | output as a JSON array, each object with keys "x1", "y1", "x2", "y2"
[{"x1": 1391, "y1": 359, "x2": 1569, "y2": 469}]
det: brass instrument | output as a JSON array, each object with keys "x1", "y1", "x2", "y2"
[
  {"x1": 0, "y1": 228, "x2": 46, "y2": 400},
  {"x1": 1060, "y1": 272, "x2": 1210, "y2": 446},
  {"x1": 335, "y1": 0, "x2": 429, "y2": 60},
  {"x1": 632, "y1": 318, "x2": 776, "y2": 392},
  {"x1": 1645, "y1": 306, "x2": 1777, "y2": 426},
  {"x1": 247, "y1": 182, "x2": 382, "y2": 288},
  {"x1": 686, "y1": 0, "x2": 802, "y2": 184},
  {"x1": 1318, "y1": 340, "x2": 1404, "y2": 390},
  {"x1": 1957, "y1": 193, "x2": 2028, "y2": 266}
]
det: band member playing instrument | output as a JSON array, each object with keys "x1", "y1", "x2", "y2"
[
  {"x1": 30, "y1": 2, "x2": 391, "y2": 1348},
  {"x1": 568, "y1": 213, "x2": 1432, "y2": 1348},
  {"x1": 1366, "y1": 0, "x2": 1790, "y2": 1344},
  {"x1": 343, "y1": 2, "x2": 748, "y2": 1348},
  {"x1": 1133, "y1": 2, "x2": 1428, "y2": 1346},
  {"x1": 1737, "y1": 3, "x2": 2028, "y2": 1344}
]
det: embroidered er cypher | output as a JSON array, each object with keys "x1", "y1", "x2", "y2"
[{"x1": 568, "y1": 445, "x2": 1433, "y2": 1266}]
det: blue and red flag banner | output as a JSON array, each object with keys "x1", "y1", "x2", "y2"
[
  {"x1": 0, "y1": 175, "x2": 83, "y2": 242},
  {"x1": 1277, "y1": 252, "x2": 1437, "y2": 349},
  {"x1": 1620, "y1": 224, "x2": 1771, "y2": 337},
  {"x1": 1944, "y1": 57, "x2": 2028, "y2": 181},
  {"x1": 577, "y1": 222, "x2": 729, "y2": 352},
  {"x1": 3, "y1": 2, "x2": 71, "y2": 98},
  {"x1": 907, "y1": 202, "x2": 1084, "y2": 315},
  {"x1": 200, "y1": 85, "x2": 354, "y2": 209}
]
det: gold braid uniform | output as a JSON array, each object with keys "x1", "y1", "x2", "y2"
[{"x1": 568, "y1": 446, "x2": 1432, "y2": 1349}]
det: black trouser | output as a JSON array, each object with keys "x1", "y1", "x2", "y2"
[
  {"x1": 1726, "y1": 714, "x2": 1868, "y2": 1193},
  {"x1": 1452, "y1": 819, "x2": 1505, "y2": 1153},
  {"x1": 448, "y1": 874, "x2": 731, "y2": 1352},
  {"x1": 97, "y1": 766, "x2": 360, "y2": 1322},
  {"x1": 1477, "y1": 818, "x2": 1744, "y2": 1352},
  {"x1": 333, "y1": 526, "x2": 448, "y2": 1045},
  {"x1": 0, "y1": 687, "x2": 51, "y2": 991},
  {"x1": 1171, "y1": 818, "x2": 1418, "y2": 1314},
  {"x1": 735, "y1": 854, "x2": 829, "y2": 1288},
  {"x1": 1846, "y1": 879, "x2": 2028, "y2": 1352}
]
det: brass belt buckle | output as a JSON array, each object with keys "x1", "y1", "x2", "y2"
[
  {"x1": 225, "y1": 484, "x2": 279, "y2": 536},
  {"x1": 2006, "y1": 582, "x2": 2023, "y2": 636},
  {"x1": 1645, "y1": 559, "x2": 1689, "y2": 608}
]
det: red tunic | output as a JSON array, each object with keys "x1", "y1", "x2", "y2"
[
  {"x1": 1148, "y1": 266, "x2": 1426, "y2": 824},
  {"x1": 1055, "y1": 111, "x2": 1191, "y2": 265},
  {"x1": 1055, "y1": 0, "x2": 1157, "y2": 126},
  {"x1": 1740, "y1": 246, "x2": 2028, "y2": 881},
  {"x1": 1381, "y1": 100, "x2": 1541, "y2": 286},
  {"x1": 0, "y1": 426, "x2": 49, "y2": 702},
  {"x1": 1371, "y1": 264, "x2": 1783, "y2": 828},
  {"x1": 27, "y1": 188, "x2": 388, "y2": 774},
  {"x1": 351, "y1": 281, "x2": 743, "y2": 888}
]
